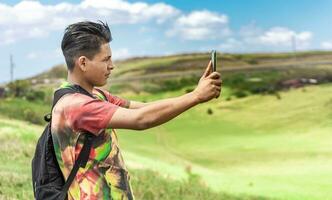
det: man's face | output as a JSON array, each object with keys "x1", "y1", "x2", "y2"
[{"x1": 84, "y1": 43, "x2": 114, "y2": 87}]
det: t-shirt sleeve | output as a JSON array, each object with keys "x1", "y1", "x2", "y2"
[
  {"x1": 102, "y1": 90, "x2": 130, "y2": 108},
  {"x1": 64, "y1": 95, "x2": 119, "y2": 135}
]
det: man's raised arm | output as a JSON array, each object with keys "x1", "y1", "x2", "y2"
[{"x1": 108, "y1": 61, "x2": 221, "y2": 130}]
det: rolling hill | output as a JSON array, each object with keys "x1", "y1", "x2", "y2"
[{"x1": 26, "y1": 51, "x2": 332, "y2": 95}]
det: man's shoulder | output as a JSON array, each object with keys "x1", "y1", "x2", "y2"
[{"x1": 54, "y1": 92, "x2": 92, "y2": 110}]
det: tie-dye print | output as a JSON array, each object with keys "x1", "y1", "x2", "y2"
[{"x1": 51, "y1": 85, "x2": 134, "y2": 200}]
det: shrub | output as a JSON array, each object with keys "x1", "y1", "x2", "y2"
[
  {"x1": 7, "y1": 80, "x2": 30, "y2": 97},
  {"x1": 145, "y1": 76, "x2": 198, "y2": 93},
  {"x1": 23, "y1": 109, "x2": 43, "y2": 124},
  {"x1": 25, "y1": 90, "x2": 46, "y2": 102},
  {"x1": 246, "y1": 58, "x2": 259, "y2": 65},
  {"x1": 233, "y1": 90, "x2": 248, "y2": 98},
  {"x1": 185, "y1": 88, "x2": 194, "y2": 93},
  {"x1": 0, "y1": 98, "x2": 49, "y2": 125}
]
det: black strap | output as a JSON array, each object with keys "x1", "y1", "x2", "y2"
[
  {"x1": 44, "y1": 85, "x2": 97, "y2": 122},
  {"x1": 61, "y1": 133, "x2": 94, "y2": 193},
  {"x1": 95, "y1": 88, "x2": 108, "y2": 101},
  {"x1": 44, "y1": 87, "x2": 77, "y2": 122}
]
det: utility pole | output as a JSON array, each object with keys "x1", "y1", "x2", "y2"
[{"x1": 10, "y1": 54, "x2": 14, "y2": 82}]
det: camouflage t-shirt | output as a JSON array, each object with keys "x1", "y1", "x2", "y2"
[{"x1": 51, "y1": 85, "x2": 134, "y2": 200}]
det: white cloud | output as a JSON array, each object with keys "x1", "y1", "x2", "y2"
[
  {"x1": 0, "y1": 28, "x2": 49, "y2": 45},
  {"x1": 166, "y1": 10, "x2": 231, "y2": 40},
  {"x1": 28, "y1": 27, "x2": 48, "y2": 37},
  {"x1": 321, "y1": 41, "x2": 332, "y2": 49},
  {"x1": 14, "y1": 1, "x2": 48, "y2": 25},
  {"x1": 138, "y1": 26, "x2": 153, "y2": 33},
  {"x1": 81, "y1": 0, "x2": 180, "y2": 24},
  {"x1": 258, "y1": 27, "x2": 312, "y2": 48},
  {"x1": 26, "y1": 48, "x2": 64, "y2": 60},
  {"x1": 113, "y1": 48, "x2": 131, "y2": 60},
  {"x1": 219, "y1": 38, "x2": 243, "y2": 52},
  {"x1": 0, "y1": 0, "x2": 180, "y2": 44},
  {"x1": 239, "y1": 22, "x2": 263, "y2": 38},
  {"x1": 0, "y1": 1, "x2": 317, "y2": 53},
  {"x1": 221, "y1": 24, "x2": 314, "y2": 52}
]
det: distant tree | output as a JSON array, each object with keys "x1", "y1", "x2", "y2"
[{"x1": 7, "y1": 80, "x2": 30, "y2": 97}]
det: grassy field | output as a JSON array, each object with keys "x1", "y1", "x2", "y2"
[
  {"x1": 0, "y1": 108, "x2": 266, "y2": 200},
  {"x1": 116, "y1": 84, "x2": 332, "y2": 200},
  {"x1": 1, "y1": 83, "x2": 331, "y2": 199}
]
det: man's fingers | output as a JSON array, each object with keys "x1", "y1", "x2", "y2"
[
  {"x1": 215, "y1": 87, "x2": 221, "y2": 98},
  {"x1": 211, "y1": 80, "x2": 222, "y2": 86},
  {"x1": 203, "y1": 60, "x2": 212, "y2": 78},
  {"x1": 214, "y1": 86, "x2": 221, "y2": 91},
  {"x1": 212, "y1": 86, "x2": 221, "y2": 93},
  {"x1": 208, "y1": 72, "x2": 221, "y2": 79}
]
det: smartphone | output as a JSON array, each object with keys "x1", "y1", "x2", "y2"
[{"x1": 211, "y1": 50, "x2": 217, "y2": 72}]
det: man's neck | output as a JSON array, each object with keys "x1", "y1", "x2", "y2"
[{"x1": 67, "y1": 74, "x2": 94, "y2": 94}]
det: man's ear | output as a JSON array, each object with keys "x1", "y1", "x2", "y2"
[{"x1": 77, "y1": 56, "x2": 87, "y2": 72}]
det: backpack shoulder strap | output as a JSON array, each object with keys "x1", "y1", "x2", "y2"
[
  {"x1": 46, "y1": 84, "x2": 97, "y2": 198},
  {"x1": 52, "y1": 87, "x2": 76, "y2": 108},
  {"x1": 44, "y1": 87, "x2": 76, "y2": 122},
  {"x1": 44, "y1": 85, "x2": 97, "y2": 122},
  {"x1": 61, "y1": 133, "x2": 94, "y2": 195},
  {"x1": 94, "y1": 88, "x2": 108, "y2": 101}
]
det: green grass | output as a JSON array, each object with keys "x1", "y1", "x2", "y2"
[
  {"x1": 0, "y1": 84, "x2": 331, "y2": 199},
  {"x1": 115, "y1": 84, "x2": 332, "y2": 200},
  {"x1": 0, "y1": 98, "x2": 49, "y2": 125},
  {"x1": 131, "y1": 169, "x2": 270, "y2": 200},
  {"x1": 0, "y1": 116, "x2": 267, "y2": 200},
  {"x1": 0, "y1": 117, "x2": 42, "y2": 199}
]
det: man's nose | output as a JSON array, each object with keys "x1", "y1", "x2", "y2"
[{"x1": 108, "y1": 63, "x2": 115, "y2": 70}]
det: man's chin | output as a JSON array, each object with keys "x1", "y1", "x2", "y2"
[{"x1": 94, "y1": 80, "x2": 108, "y2": 87}]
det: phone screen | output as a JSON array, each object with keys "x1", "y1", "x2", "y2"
[{"x1": 211, "y1": 50, "x2": 217, "y2": 72}]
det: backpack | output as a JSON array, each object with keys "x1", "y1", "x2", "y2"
[{"x1": 31, "y1": 85, "x2": 107, "y2": 200}]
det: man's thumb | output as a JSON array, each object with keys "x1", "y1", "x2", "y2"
[{"x1": 202, "y1": 60, "x2": 212, "y2": 78}]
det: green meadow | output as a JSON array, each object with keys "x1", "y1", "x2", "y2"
[
  {"x1": 0, "y1": 116, "x2": 266, "y2": 200},
  {"x1": 117, "y1": 84, "x2": 332, "y2": 200},
  {"x1": 1, "y1": 84, "x2": 331, "y2": 199},
  {"x1": 1, "y1": 51, "x2": 332, "y2": 199}
]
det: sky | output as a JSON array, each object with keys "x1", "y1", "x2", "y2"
[{"x1": 0, "y1": 0, "x2": 331, "y2": 83}]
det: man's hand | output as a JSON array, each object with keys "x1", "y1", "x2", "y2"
[{"x1": 193, "y1": 60, "x2": 222, "y2": 103}]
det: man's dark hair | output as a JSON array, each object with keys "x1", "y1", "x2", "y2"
[{"x1": 61, "y1": 21, "x2": 112, "y2": 71}]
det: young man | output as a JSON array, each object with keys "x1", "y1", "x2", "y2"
[{"x1": 53, "y1": 21, "x2": 221, "y2": 200}]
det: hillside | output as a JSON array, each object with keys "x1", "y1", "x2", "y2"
[{"x1": 26, "y1": 51, "x2": 332, "y2": 95}]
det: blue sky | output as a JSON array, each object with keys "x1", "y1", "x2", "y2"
[{"x1": 0, "y1": 0, "x2": 331, "y2": 83}]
